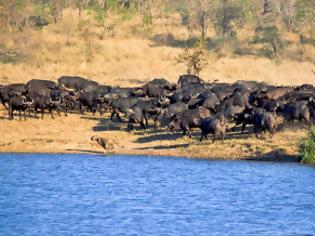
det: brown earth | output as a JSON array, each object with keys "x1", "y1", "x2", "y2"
[
  {"x1": 0, "y1": 104, "x2": 305, "y2": 162},
  {"x1": 0, "y1": 11, "x2": 314, "y2": 160}
]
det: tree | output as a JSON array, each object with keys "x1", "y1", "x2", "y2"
[
  {"x1": 295, "y1": 0, "x2": 315, "y2": 39},
  {"x1": 0, "y1": 0, "x2": 31, "y2": 30},
  {"x1": 176, "y1": 5, "x2": 194, "y2": 38},
  {"x1": 174, "y1": 42, "x2": 214, "y2": 76},
  {"x1": 252, "y1": 25, "x2": 283, "y2": 60},
  {"x1": 49, "y1": 0, "x2": 66, "y2": 23},
  {"x1": 194, "y1": 0, "x2": 212, "y2": 40},
  {"x1": 89, "y1": 0, "x2": 119, "y2": 38},
  {"x1": 212, "y1": 0, "x2": 244, "y2": 41},
  {"x1": 142, "y1": 0, "x2": 152, "y2": 28},
  {"x1": 282, "y1": 0, "x2": 296, "y2": 32}
]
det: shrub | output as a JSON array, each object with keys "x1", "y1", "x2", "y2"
[
  {"x1": 174, "y1": 41, "x2": 215, "y2": 76},
  {"x1": 299, "y1": 128, "x2": 315, "y2": 165}
]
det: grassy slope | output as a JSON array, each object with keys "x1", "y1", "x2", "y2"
[{"x1": 0, "y1": 11, "x2": 314, "y2": 159}]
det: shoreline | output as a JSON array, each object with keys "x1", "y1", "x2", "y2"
[
  {"x1": 0, "y1": 150, "x2": 302, "y2": 163},
  {"x1": 0, "y1": 111, "x2": 305, "y2": 164}
]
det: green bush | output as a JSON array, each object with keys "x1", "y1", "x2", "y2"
[{"x1": 299, "y1": 128, "x2": 315, "y2": 165}]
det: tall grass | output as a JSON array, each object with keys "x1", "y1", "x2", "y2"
[{"x1": 299, "y1": 128, "x2": 315, "y2": 165}]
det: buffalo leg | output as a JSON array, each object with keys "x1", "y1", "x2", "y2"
[
  {"x1": 92, "y1": 106, "x2": 96, "y2": 116},
  {"x1": 64, "y1": 106, "x2": 68, "y2": 117},
  {"x1": 110, "y1": 111, "x2": 115, "y2": 120},
  {"x1": 8, "y1": 106, "x2": 13, "y2": 120},
  {"x1": 56, "y1": 107, "x2": 61, "y2": 117},
  {"x1": 49, "y1": 108, "x2": 55, "y2": 119},
  {"x1": 140, "y1": 119, "x2": 146, "y2": 129},
  {"x1": 41, "y1": 108, "x2": 45, "y2": 119},
  {"x1": 241, "y1": 122, "x2": 247, "y2": 134},
  {"x1": 80, "y1": 103, "x2": 85, "y2": 115},
  {"x1": 187, "y1": 129, "x2": 192, "y2": 138},
  {"x1": 144, "y1": 113, "x2": 149, "y2": 126},
  {"x1": 127, "y1": 117, "x2": 134, "y2": 130},
  {"x1": 116, "y1": 113, "x2": 122, "y2": 122},
  {"x1": 2, "y1": 101, "x2": 8, "y2": 110},
  {"x1": 200, "y1": 132, "x2": 204, "y2": 142},
  {"x1": 213, "y1": 131, "x2": 219, "y2": 143}
]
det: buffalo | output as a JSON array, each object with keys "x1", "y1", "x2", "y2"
[
  {"x1": 199, "y1": 113, "x2": 227, "y2": 142},
  {"x1": 8, "y1": 95, "x2": 34, "y2": 120}
]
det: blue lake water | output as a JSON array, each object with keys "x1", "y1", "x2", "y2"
[{"x1": 0, "y1": 153, "x2": 314, "y2": 236}]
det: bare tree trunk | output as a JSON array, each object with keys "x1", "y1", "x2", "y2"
[
  {"x1": 7, "y1": 1, "x2": 14, "y2": 29},
  {"x1": 222, "y1": 0, "x2": 227, "y2": 40},
  {"x1": 199, "y1": 11, "x2": 206, "y2": 40}
]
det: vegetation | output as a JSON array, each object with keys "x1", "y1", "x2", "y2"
[
  {"x1": 174, "y1": 41, "x2": 215, "y2": 76},
  {"x1": 252, "y1": 25, "x2": 283, "y2": 60},
  {"x1": 0, "y1": 0, "x2": 315, "y2": 73},
  {"x1": 299, "y1": 128, "x2": 315, "y2": 165},
  {"x1": 0, "y1": 1, "x2": 314, "y2": 160}
]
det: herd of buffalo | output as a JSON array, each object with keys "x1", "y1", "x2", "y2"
[{"x1": 0, "y1": 75, "x2": 314, "y2": 142}]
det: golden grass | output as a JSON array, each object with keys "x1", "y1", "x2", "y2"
[{"x1": 0, "y1": 10, "x2": 314, "y2": 158}]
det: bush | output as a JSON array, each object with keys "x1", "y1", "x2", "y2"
[
  {"x1": 174, "y1": 41, "x2": 215, "y2": 76},
  {"x1": 299, "y1": 128, "x2": 315, "y2": 165}
]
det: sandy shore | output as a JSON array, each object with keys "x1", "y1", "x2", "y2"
[{"x1": 0, "y1": 106, "x2": 304, "y2": 162}]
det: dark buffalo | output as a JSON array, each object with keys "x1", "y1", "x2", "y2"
[
  {"x1": 58, "y1": 76, "x2": 98, "y2": 92},
  {"x1": 234, "y1": 108, "x2": 265, "y2": 133},
  {"x1": 78, "y1": 86, "x2": 112, "y2": 115},
  {"x1": 31, "y1": 90, "x2": 62, "y2": 119},
  {"x1": 8, "y1": 95, "x2": 34, "y2": 120},
  {"x1": 253, "y1": 111, "x2": 284, "y2": 138},
  {"x1": 178, "y1": 74, "x2": 204, "y2": 88},
  {"x1": 27, "y1": 79, "x2": 58, "y2": 90},
  {"x1": 278, "y1": 91, "x2": 315, "y2": 104},
  {"x1": 160, "y1": 102, "x2": 188, "y2": 119},
  {"x1": 110, "y1": 87, "x2": 143, "y2": 98},
  {"x1": 110, "y1": 97, "x2": 139, "y2": 121},
  {"x1": 257, "y1": 87, "x2": 293, "y2": 100},
  {"x1": 168, "y1": 107, "x2": 211, "y2": 138},
  {"x1": 79, "y1": 92, "x2": 101, "y2": 115},
  {"x1": 233, "y1": 80, "x2": 267, "y2": 91},
  {"x1": 59, "y1": 91, "x2": 78, "y2": 116},
  {"x1": 158, "y1": 102, "x2": 188, "y2": 127},
  {"x1": 143, "y1": 78, "x2": 173, "y2": 92},
  {"x1": 0, "y1": 84, "x2": 28, "y2": 109},
  {"x1": 127, "y1": 99, "x2": 161, "y2": 130},
  {"x1": 279, "y1": 101, "x2": 311, "y2": 126},
  {"x1": 254, "y1": 98, "x2": 279, "y2": 113},
  {"x1": 221, "y1": 89, "x2": 251, "y2": 109},
  {"x1": 294, "y1": 84, "x2": 314, "y2": 91},
  {"x1": 199, "y1": 113, "x2": 227, "y2": 142}
]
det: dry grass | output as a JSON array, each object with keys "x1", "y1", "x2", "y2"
[{"x1": 0, "y1": 10, "x2": 314, "y2": 159}]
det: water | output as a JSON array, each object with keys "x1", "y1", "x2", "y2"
[{"x1": 0, "y1": 154, "x2": 314, "y2": 236}]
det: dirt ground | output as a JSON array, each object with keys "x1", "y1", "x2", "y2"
[
  {"x1": 0, "y1": 104, "x2": 305, "y2": 161},
  {"x1": 0, "y1": 12, "x2": 314, "y2": 160}
]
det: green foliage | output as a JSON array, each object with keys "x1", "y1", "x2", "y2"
[
  {"x1": 121, "y1": 8, "x2": 134, "y2": 22},
  {"x1": 252, "y1": 25, "x2": 283, "y2": 59},
  {"x1": 176, "y1": 5, "x2": 190, "y2": 26},
  {"x1": 295, "y1": 0, "x2": 315, "y2": 37},
  {"x1": 213, "y1": 0, "x2": 245, "y2": 40},
  {"x1": 240, "y1": 0, "x2": 255, "y2": 24},
  {"x1": 174, "y1": 41, "x2": 214, "y2": 76},
  {"x1": 88, "y1": 0, "x2": 118, "y2": 22},
  {"x1": 143, "y1": 11, "x2": 152, "y2": 28},
  {"x1": 299, "y1": 128, "x2": 315, "y2": 165}
]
